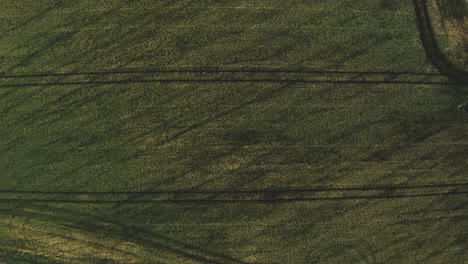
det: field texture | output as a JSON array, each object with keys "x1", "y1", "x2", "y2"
[{"x1": 0, "y1": 0, "x2": 467, "y2": 263}]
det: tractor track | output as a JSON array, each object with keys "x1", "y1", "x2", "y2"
[
  {"x1": 0, "y1": 182, "x2": 466, "y2": 203},
  {"x1": 0, "y1": 69, "x2": 461, "y2": 87},
  {"x1": 413, "y1": 0, "x2": 468, "y2": 83}
]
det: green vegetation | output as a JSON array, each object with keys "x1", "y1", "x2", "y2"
[{"x1": 0, "y1": 0, "x2": 467, "y2": 263}]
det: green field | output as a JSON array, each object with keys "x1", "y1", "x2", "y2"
[{"x1": 0, "y1": 0, "x2": 467, "y2": 263}]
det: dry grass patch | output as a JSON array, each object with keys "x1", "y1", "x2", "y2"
[
  {"x1": 430, "y1": 0, "x2": 468, "y2": 70},
  {"x1": 0, "y1": 214, "x2": 147, "y2": 264}
]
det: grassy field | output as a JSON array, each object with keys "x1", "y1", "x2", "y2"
[{"x1": 0, "y1": 0, "x2": 467, "y2": 263}]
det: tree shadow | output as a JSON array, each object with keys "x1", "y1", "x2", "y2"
[{"x1": 0, "y1": 203, "x2": 247, "y2": 263}]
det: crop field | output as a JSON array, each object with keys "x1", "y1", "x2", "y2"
[{"x1": 0, "y1": 0, "x2": 467, "y2": 263}]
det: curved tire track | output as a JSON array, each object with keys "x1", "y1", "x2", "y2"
[{"x1": 413, "y1": 0, "x2": 468, "y2": 83}]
